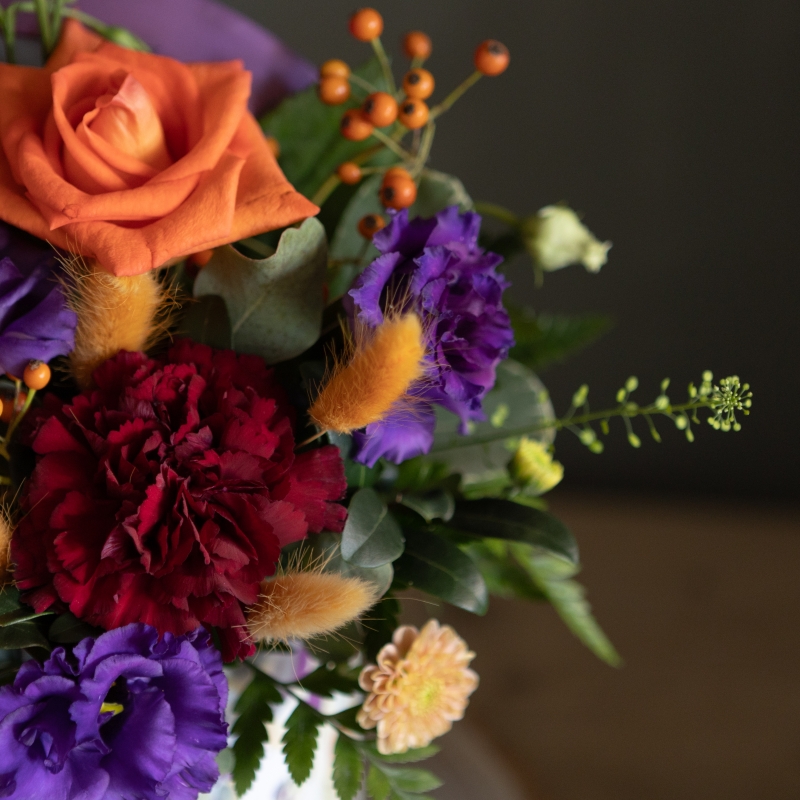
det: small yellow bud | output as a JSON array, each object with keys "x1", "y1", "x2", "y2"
[{"x1": 509, "y1": 437, "x2": 564, "y2": 495}]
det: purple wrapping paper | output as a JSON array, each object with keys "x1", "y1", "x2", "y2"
[{"x1": 2, "y1": 0, "x2": 316, "y2": 114}]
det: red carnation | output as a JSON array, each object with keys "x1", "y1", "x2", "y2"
[{"x1": 12, "y1": 341, "x2": 347, "y2": 661}]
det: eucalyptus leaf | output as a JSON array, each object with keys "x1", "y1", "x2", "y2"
[
  {"x1": 447, "y1": 499, "x2": 579, "y2": 564},
  {"x1": 341, "y1": 489, "x2": 405, "y2": 568},
  {"x1": 427, "y1": 359, "x2": 556, "y2": 492},
  {"x1": 261, "y1": 58, "x2": 390, "y2": 198},
  {"x1": 399, "y1": 490, "x2": 455, "y2": 523},
  {"x1": 328, "y1": 169, "x2": 473, "y2": 301},
  {"x1": 0, "y1": 607, "x2": 52, "y2": 627},
  {"x1": 0, "y1": 620, "x2": 49, "y2": 651},
  {"x1": 393, "y1": 527, "x2": 488, "y2": 615},
  {"x1": 194, "y1": 217, "x2": 327, "y2": 363},
  {"x1": 508, "y1": 307, "x2": 612, "y2": 372}
]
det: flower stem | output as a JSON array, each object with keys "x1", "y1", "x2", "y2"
[
  {"x1": 430, "y1": 70, "x2": 482, "y2": 120},
  {"x1": 3, "y1": 387, "x2": 36, "y2": 450},
  {"x1": 370, "y1": 36, "x2": 396, "y2": 95},
  {"x1": 473, "y1": 201, "x2": 521, "y2": 228},
  {"x1": 429, "y1": 398, "x2": 717, "y2": 454}
]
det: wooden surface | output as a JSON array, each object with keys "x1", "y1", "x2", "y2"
[{"x1": 415, "y1": 490, "x2": 800, "y2": 799}]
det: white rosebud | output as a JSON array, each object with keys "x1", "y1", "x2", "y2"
[{"x1": 521, "y1": 205, "x2": 611, "y2": 273}]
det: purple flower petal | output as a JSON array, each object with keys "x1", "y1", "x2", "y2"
[{"x1": 352, "y1": 404, "x2": 437, "y2": 467}]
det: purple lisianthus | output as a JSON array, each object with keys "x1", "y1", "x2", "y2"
[
  {"x1": 347, "y1": 206, "x2": 515, "y2": 466},
  {"x1": 0, "y1": 624, "x2": 228, "y2": 800}
]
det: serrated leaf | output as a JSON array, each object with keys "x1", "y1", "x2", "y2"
[
  {"x1": 447, "y1": 499, "x2": 579, "y2": 564},
  {"x1": 282, "y1": 701, "x2": 322, "y2": 786},
  {"x1": 393, "y1": 526, "x2": 488, "y2": 615},
  {"x1": 367, "y1": 764, "x2": 391, "y2": 800},
  {"x1": 261, "y1": 58, "x2": 390, "y2": 198},
  {"x1": 328, "y1": 169, "x2": 473, "y2": 301},
  {"x1": 523, "y1": 549, "x2": 621, "y2": 666},
  {"x1": 231, "y1": 672, "x2": 282, "y2": 795},
  {"x1": 48, "y1": 613, "x2": 100, "y2": 644},
  {"x1": 194, "y1": 217, "x2": 327, "y2": 363},
  {"x1": 341, "y1": 488, "x2": 405, "y2": 568},
  {"x1": 333, "y1": 735, "x2": 364, "y2": 800},
  {"x1": 0, "y1": 620, "x2": 49, "y2": 651},
  {"x1": 364, "y1": 743, "x2": 440, "y2": 763},
  {"x1": 297, "y1": 664, "x2": 360, "y2": 698},
  {"x1": 399, "y1": 490, "x2": 455, "y2": 523},
  {"x1": 508, "y1": 307, "x2": 612, "y2": 372},
  {"x1": 383, "y1": 766, "x2": 442, "y2": 793},
  {"x1": 427, "y1": 359, "x2": 555, "y2": 493}
]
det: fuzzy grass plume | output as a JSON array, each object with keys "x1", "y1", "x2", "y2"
[
  {"x1": 247, "y1": 556, "x2": 378, "y2": 644},
  {"x1": 0, "y1": 503, "x2": 13, "y2": 584},
  {"x1": 62, "y1": 255, "x2": 175, "y2": 389},
  {"x1": 310, "y1": 312, "x2": 426, "y2": 434}
]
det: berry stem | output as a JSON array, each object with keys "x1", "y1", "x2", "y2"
[
  {"x1": 370, "y1": 127, "x2": 413, "y2": 160},
  {"x1": 473, "y1": 201, "x2": 521, "y2": 228},
  {"x1": 348, "y1": 72, "x2": 379, "y2": 94},
  {"x1": 370, "y1": 36, "x2": 396, "y2": 95},
  {"x1": 430, "y1": 70, "x2": 483, "y2": 119},
  {"x1": 2, "y1": 386, "x2": 37, "y2": 453},
  {"x1": 411, "y1": 122, "x2": 436, "y2": 178}
]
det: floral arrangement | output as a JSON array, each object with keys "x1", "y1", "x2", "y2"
[{"x1": 0, "y1": 2, "x2": 753, "y2": 798}]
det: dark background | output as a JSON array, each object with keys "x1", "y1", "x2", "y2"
[{"x1": 223, "y1": 0, "x2": 798, "y2": 499}]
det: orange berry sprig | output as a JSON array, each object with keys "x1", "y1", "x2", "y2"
[
  {"x1": 403, "y1": 30, "x2": 432, "y2": 65},
  {"x1": 349, "y1": 8, "x2": 396, "y2": 95}
]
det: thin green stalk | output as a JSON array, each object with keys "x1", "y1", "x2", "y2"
[
  {"x1": 473, "y1": 201, "x2": 521, "y2": 227},
  {"x1": 370, "y1": 127, "x2": 412, "y2": 160},
  {"x1": 430, "y1": 70, "x2": 482, "y2": 119},
  {"x1": 429, "y1": 398, "x2": 718, "y2": 454},
  {"x1": 33, "y1": 0, "x2": 52, "y2": 54},
  {"x1": 370, "y1": 36, "x2": 395, "y2": 94},
  {"x1": 3, "y1": 388, "x2": 36, "y2": 448},
  {"x1": 410, "y1": 121, "x2": 436, "y2": 178},
  {"x1": 349, "y1": 72, "x2": 379, "y2": 93}
]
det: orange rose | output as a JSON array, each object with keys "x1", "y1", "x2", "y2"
[{"x1": 0, "y1": 20, "x2": 317, "y2": 276}]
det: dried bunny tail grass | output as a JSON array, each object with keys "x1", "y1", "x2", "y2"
[
  {"x1": 247, "y1": 556, "x2": 378, "y2": 645},
  {"x1": 0, "y1": 503, "x2": 13, "y2": 584},
  {"x1": 61, "y1": 254, "x2": 177, "y2": 390},
  {"x1": 309, "y1": 311, "x2": 426, "y2": 434}
]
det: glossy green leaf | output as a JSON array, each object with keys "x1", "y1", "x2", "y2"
[
  {"x1": 328, "y1": 169, "x2": 473, "y2": 301},
  {"x1": 231, "y1": 672, "x2": 282, "y2": 795},
  {"x1": 523, "y1": 549, "x2": 621, "y2": 666},
  {"x1": 0, "y1": 586, "x2": 21, "y2": 616},
  {"x1": 463, "y1": 540, "x2": 547, "y2": 602},
  {"x1": 427, "y1": 359, "x2": 555, "y2": 493},
  {"x1": 261, "y1": 59, "x2": 390, "y2": 198},
  {"x1": 282, "y1": 701, "x2": 322, "y2": 786},
  {"x1": 399, "y1": 490, "x2": 455, "y2": 523},
  {"x1": 508, "y1": 307, "x2": 612, "y2": 372},
  {"x1": 447, "y1": 499, "x2": 579, "y2": 564},
  {"x1": 341, "y1": 489, "x2": 405, "y2": 568},
  {"x1": 0, "y1": 620, "x2": 49, "y2": 651},
  {"x1": 333, "y1": 734, "x2": 364, "y2": 800},
  {"x1": 194, "y1": 217, "x2": 327, "y2": 363},
  {"x1": 393, "y1": 527, "x2": 488, "y2": 615},
  {"x1": 0, "y1": 606, "x2": 51, "y2": 627},
  {"x1": 48, "y1": 613, "x2": 102, "y2": 644}
]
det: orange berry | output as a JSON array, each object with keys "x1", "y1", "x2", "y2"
[
  {"x1": 403, "y1": 31, "x2": 432, "y2": 60},
  {"x1": 0, "y1": 396, "x2": 12, "y2": 424},
  {"x1": 362, "y1": 91, "x2": 398, "y2": 127},
  {"x1": 402, "y1": 68, "x2": 435, "y2": 99},
  {"x1": 23, "y1": 360, "x2": 51, "y2": 390},
  {"x1": 188, "y1": 249, "x2": 214, "y2": 268},
  {"x1": 319, "y1": 76, "x2": 351, "y2": 105},
  {"x1": 380, "y1": 176, "x2": 417, "y2": 209},
  {"x1": 320, "y1": 58, "x2": 350, "y2": 79},
  {"x1": 383, "y1": 166, "x2": 412, "y2": 182},
  {"x1": 474, "y1": 39, "x2": 510, "y2": 76},
  {"x1": 265, "y1": 136, "x2": 280, "y2": 158},
  {"x1": 397, "y1": 98, "x2": 429, "y2": 129},
  {"x1": 337, "y1": 162, "x2": 363, "y2": 184},
  {"x1": 340, "y1": 109, "x2": 374, "y2": 141},
  {"x1": 349, "y1": 8, "x2": 383, "y2": 42},
  {"x1": 358, "y1": 213, "x2": 387, "y2": 239}
]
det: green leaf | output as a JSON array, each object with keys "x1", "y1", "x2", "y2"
[
  {"x1": 508, "y1": 307, "x2": 612, "y2": 372},
  {"x1": 312, "y1": 531, "x2": 395, "y2": 598},
  {"x1": 48, "y1": 613, "x2": 101, "y2": 644},
  {"x1": 399, "y1": 490, "x2": 455, "y2": 523},
  {"x1": 447, "y1": 499, "x2": 579, "y2": 564},
  {"x1": 180, "y1": 294, "x2": 233, "y2": 349},
  {"x1": 427, "y1": 359, "x2": 555, "y2": 493},
  {"x1": 524, "y1": 549, "x2": 621, "y2": 666},
  {"x1": 328, "y1": 169, "x2": 473, "y2": 301},
  {"x1": 363, "y1": 595, "x2": 401, "y2": 663},
  {"x1": 341, "y1": 488, "x2": 405, "y2": 568},
  {"x1": 261, "y1": 59, "x2": 390, "y2": 198},
  {"x1": 463, "y1": 540, "x2": 547, "y2": 602},
  {"x1": 0, "y1": 607, "x2": 52, "y2": 627},
  {"x1": 367, "y1": 764, "x2": 391, "y2": 800},
  {"x1": 297, "y1": 664, "x2": 360, "y2": 698},
  {"x1": 333, "y1": 735, "x2": 364, "y2": 800},
  {"x1": 231, "y1": 672, "x2": 282, "y2": 795},
  {"x1": 394, "y1": 457, "x2": 451, "y2": 493},
  {"x1": 0, "y1": 620, "x2": 50, "y2": 651},
  {"x1": 194, "y1": 217, "x2": 327, "y2": 363},
  {"x1": 393, "y1": 526, "x2": 488, "y2": 614},
  {"x1": 0, "y1": 586, "x2": 21, "y2": 616},
  {"x1": 282, "y1": 701, "x2": 322, "y2": 786},
  {"x1": 383, "y1": 766, "x2": 442, "y2": 793},
  {"x1": 364, "y1": 744, "x2": 440, "y2": 764}
]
